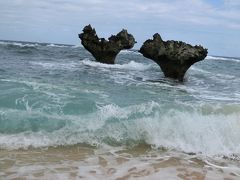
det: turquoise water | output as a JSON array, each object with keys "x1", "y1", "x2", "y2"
[{"x1": 0, "y1": 40, "x2": 240, "y2": 157}]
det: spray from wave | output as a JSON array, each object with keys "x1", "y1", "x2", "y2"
[
  {"x1": 0, "y1": 41, "x2": 39, "y2": 48},
  {"x1": 0, "y1": 41, "x2": 72, "y2": 49},
  {"x1": 206, "y1": 56, "x2": 240, "y2": 63},
  {"x1": 0, "y1": 101, "x2": 240, "y2": 158},
  {"x1": 81, "y1": 59, "x2": 152, "y2": 71},
  {"x1": 46, "y1": 44, "x2": 71, "y2": 48}
]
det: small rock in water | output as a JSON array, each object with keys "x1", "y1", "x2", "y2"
[
  {"x1": 79, "y1": 25, "x2": 136, "y2": 64},
  {"x1": 139, "y1": 33, "x2": 208, "y2": 81}
]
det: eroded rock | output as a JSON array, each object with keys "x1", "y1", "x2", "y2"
[
  {"x1": 139, "y1": 33, "x2": 208, "y2": 81},
  {"x1": 79, "y1": 25, "x2": 136, "y2": 64}
]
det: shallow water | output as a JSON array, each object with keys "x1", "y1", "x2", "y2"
[
  {"x1": 1, "y1": 145, "x2": 240, "y2": 179},
  {"x1": 0, "y1": 40, "x2": 240, "y2": 179}
]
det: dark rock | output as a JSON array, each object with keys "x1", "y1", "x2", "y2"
[
  {"x1": 79, "y1": 25, "x2": 136, "y2": 64},
  {"x1": 139, "y1": 33, "x2": 208, "y2": 81}
]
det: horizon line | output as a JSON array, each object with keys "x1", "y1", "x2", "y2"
[{"x1": 0, "y1": 39, "x2": 239, "y2": 59}]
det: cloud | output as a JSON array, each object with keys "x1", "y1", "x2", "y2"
[
  {"x1": 0, "y1": 0, "x2": 239, "y2": 29},
  {"x1": 0, "y1": 0, "x2": 239, "y2": 56},
  {"x1": 224, "y1": 0, "x2": 240, "y2": 7}
]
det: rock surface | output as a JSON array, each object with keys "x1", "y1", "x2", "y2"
[
  {"x1": 139, "y1": 33, "x2": 208, "y2": 81},
  {"x1": 79, "y1": 25, "x2": 136, "y2": 64}
]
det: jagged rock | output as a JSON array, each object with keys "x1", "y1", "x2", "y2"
[
  {"x1": 79, "y1": 25, "x2": 136, "y2": 64},
  {"x1": 139, "y1": 33, "x2": 208, "y2": 81}
]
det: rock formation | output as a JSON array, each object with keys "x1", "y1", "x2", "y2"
[
  {"x1": 139, "y1": 33, "x2": 208, "y2": 81},
  {"x1": 79, "y1": 25, "x2": 136, "y2": 64}
]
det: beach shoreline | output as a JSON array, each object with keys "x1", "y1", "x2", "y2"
[{"x1": 1, "y1": 144, "x2": 239, "y2": 179}]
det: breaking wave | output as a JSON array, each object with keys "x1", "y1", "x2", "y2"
[
  {"x1": 46, "y1": 43, "x2": 71, "y2": 48},
  {"x1": 1, "y1": 40, "x2": 240, "y2": 163},
  {"x1": 120, "y1": 49, "x2": 141, "y2": 55},
  {"x1": 206, "y1": 56, "x2": 240, "y2": 63},
  {"x1": 0, "y1": 41, "x2": 39, "y2": 48},
  {"x1": 0, "y1": 101, "x2": 240, "y2": 158},
  {"x1": 0, "y1": 41, "x2": 71, "y2": 49},
  {"x1": 81, "y1": 59, "x2": 152, "y2": 71},
  {"x1": 29, "y1": 59, "x2": 152, "y2": 72},
  {"x1": 30, "y1": 61, "x2": 80, "y2": 70}
]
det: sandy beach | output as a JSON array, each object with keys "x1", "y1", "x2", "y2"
[{"x1": 1, "y1": 144, "x2": 240, "y2": 179}]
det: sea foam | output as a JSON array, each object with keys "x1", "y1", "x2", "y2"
[
  {"x1": 0, "y1": 102, "x2": 240, "y2": 158},
  {"x1": 81, "y1": 59, "x2": 152, "y2": 71},
  {"x1": 46, "y1": 44, "x2": 70, "y2": 48},
  {"x1": 206, "y1": 56, "x2": 240, "y2": 63},
  {"x1": 0, "y1": 41, "x2": 39, "y2": 48}
]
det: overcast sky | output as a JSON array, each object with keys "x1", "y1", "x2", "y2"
[{"x1": 0, "y1": 0, "x2": 239, "y2": 56}]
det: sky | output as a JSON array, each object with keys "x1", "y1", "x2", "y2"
[{"x1": 0, "y1": 0, "x2": 239, "y2": 57}]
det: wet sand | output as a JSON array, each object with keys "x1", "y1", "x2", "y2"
[{"x1": 1, "y1": 145, "x2": 240, "y2": 179}]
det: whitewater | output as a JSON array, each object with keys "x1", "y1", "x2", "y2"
[{"x1": 0, "y1": 40, "x2": 240, "y2": 179}]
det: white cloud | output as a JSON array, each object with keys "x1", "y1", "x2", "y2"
[
  {"x1": 0, "y1": 0, "x2": 239, "y2": 29},
  {"x1": 224, "y1": 0, "x2": 240, "y2": 7},
  {"x1": 0, "y1": 0, "x2": 239, "y2": 56}
]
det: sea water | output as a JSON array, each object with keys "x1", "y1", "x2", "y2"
[{"x1": 0, "y1": 40, "x2": 240, "y2": 179}]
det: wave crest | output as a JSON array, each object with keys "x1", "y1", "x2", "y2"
[
  {"x1": 0, "y1": 102, "x2": 240, "y2": 158},
  {"x1": 0, "y1": 41, "x2": 39, "y2": 48},
  {"x1": 81, "y1": 59, "x2": 152, "y2": 71},
  {"x1": 206, "y1": 56, "x2": 240, "y2": 63}
]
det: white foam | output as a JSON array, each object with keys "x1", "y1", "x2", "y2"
[
  {"x1": 17, "y1": 43, "x2": 38, "y2": 47},
  {"x1": 206, "y1": 56, "x2": 240, "y2": 63},
  {"x1": 0, "y1": 41, "x2": 8, "y2": 45},
  {"x1": 72, "y1": 44, "x2": 83, "y2": 48},
  {"x1": 0, "y1": 102, "x2": 240, "y2": 158},
  {"x1": 30, "y1": 61, "x2": 79, "y2": 70},
  {"x1": 120, "y1": 50, "x2": 141, "y2": 55},
  {"x1": 46, "y1": 43, "x2": 69, "y2": 48},
  {"x1": 81, "y1": 59, "x2": 152, "y2": 71},
  {"x1": 0, "y1": 41, "x2": 39, "y2": 47},
  {"x1": 190, "y1": 66, "x2": 236, "y2": 80},
  {"x1": 0, "y1": 41, "x2": 70, "y2": 48},
  {"x1": 189, "y1": 67, "x2": 211, "y2": 74}
]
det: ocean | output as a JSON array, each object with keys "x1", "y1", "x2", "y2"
[{"x1": 0, "y1": 40, "x2": 240, "y2": 179}]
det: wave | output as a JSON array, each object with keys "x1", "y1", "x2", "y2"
[
  {"x1": 190, "y1": 67, "x2": 236, "y2": 79},
  {"x1": 81, "y1": 59, "x2": 152, "y2": 71},
  {"x1": 30, "y1": 61, "x2": 80, "y2": 70},
  {"x1": 72, "y1": 44, "x2": 83, "y2": 48},
  {"x1": 206, "y1": 56, "x2": 240, "y2": 63},
  {"x1": 120, "y1": 50, "x2": 141, "y2": 55},
  {"x1": 189, "y1": 66, "x2": 210, "y2": 74},
  {"x1": 0, "y1": 41, "x2": 71, "y2": 49},
  {"x1": 0, "y1": 102, "x2": 240, "y2": 158},
  {"x1": 46, "y1": 43, "x2": 70, "y2": 48},
  {"x1": 0, "y1": 41, "x2": 39, "y2": 48}
]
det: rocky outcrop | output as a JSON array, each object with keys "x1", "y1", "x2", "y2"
[
  {"x1": 79, "y1": 25, "x2": 136, "y2": 64},
  {"x1": 139, "y1": 33, "x2": 208, "y2": 81}
]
